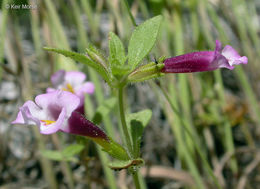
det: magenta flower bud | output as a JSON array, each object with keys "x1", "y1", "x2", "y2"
[
  {"x1": 161, "y1": 40, "x2": 248, "y2": 73},
  {"x1": 67, "y1": 111, "x2": 108, "y2": 140}
]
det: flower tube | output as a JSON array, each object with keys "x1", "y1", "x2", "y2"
[{"x1": 161, "y1": 40, "x2": 247, "y2": 73}]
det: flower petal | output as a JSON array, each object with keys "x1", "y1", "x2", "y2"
[
  {"x1": 221, "y1": 45, "x2": 248, "y2": 66},
  {"x1": 12, "y1": 101, "x2": 44, "y2": 126},
  {"x1": 46, "y1": 87, "x2": 56, "y2": 93},
  {"x1": 214, "y1": 40, "x2": 222, "y2": 52},
  {"x1": 75, "y1": 82, "x2": 95, "y2": 95},
  {"x1": 35, "y1": 91, "x2": 80, "y2": 120},
  {"x1": 51, "y1": 70, "x2": 66, "y2": 87},
  {"x1": 40, "y1": 108, "x2": 66, "y2": 134},
  {"x1": 65, "y1": 71, "x2": 86, "y2": 87}
]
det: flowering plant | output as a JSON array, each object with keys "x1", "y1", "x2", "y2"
[{"x1": 12, "y1": 15, "x2": 247, "y2": 189}]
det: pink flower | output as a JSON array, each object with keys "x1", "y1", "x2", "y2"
[
  {"x1": 11, "y1": 90, "x2": 129, "y2": 160},
  {"x1": 47, "y1": 70, "x2": 95, "y2": 113},
  {"x1": 11, "y1": 90, "x2": 105, "y2": 137},
  {"x1": 161, "y1": 40, "x2": 248, "y2": 73}
]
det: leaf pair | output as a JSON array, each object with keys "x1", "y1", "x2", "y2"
[
  {"x1": 44, "y1": 15, "x2": 163, "y2": 84},
  {"x1": 108, "y1": 15, "x2": 163, "y2": 76}
]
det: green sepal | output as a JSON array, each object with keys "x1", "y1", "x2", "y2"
[
  {"x1": 86, "y1": 44, "x2": 110, "y2": 69},
  {"x1": 93, "y1": 137, "x2": 130, "y2": 161},
  {"x1": 127, "y1": 62, "x2": 165, "y2": 83},
  {"x1": 108, "y1": 158, "x2": 144, "y2": 171},
  {"x1": 44, "y1": 47, "x2": 111, "y2": 85}
]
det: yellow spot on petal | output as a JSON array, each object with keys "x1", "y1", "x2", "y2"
[
  {"x1": 41, "y1": 120, "x2": 56, "y2": 126},
  {"x1": 62, "y1": 83, "x2": 75, "y2": 93}
]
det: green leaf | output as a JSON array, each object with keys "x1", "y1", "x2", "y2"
[
  {"x1": 41, "y1": 150, "x2": 64, "y2": 161},
  {"x1": 128, "y1": 15, "x2": 162, "y2": 70},
  {"x1": 109, "y1": 32, "x2": 126, "y2": 66},
  {"x1": 62, "y1": 144, "x2": 84, "y2": 158},
  {"x1": 108, "y1": 158, "x2": 144, "y2": 171},
  {"x1": 126, "y1": 109, "x2": 152, "y2": 157},
  {"x1": 41, "y1": 144, "x2": 84, "y2": 162},
  {"x1": 44, "y1": 47, "x2": 111, "y2": 84},
  {"x1": 108, "y1": 32, "x2": 130, "y2": 76},
  {"x1": 92, "y1": 97, "x2": 117, "y2": 124}
]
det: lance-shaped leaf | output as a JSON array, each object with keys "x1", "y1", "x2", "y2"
[
  {"x1": 108, "y1": 32, "x2": 128, "y2": 75},
  {"x1": 44, "y1": 47, "x2": 111, "y2": 84},
  {"x1": 128, "y1": 15, "x2": 162, "y2": 70},
  {"x1": 126, "y1": 109, "x2": 152, "y2": 158}
]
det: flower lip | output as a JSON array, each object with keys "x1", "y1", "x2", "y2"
[{"x1": 161, "y1": 40, "x2": 247, "y2": 73}]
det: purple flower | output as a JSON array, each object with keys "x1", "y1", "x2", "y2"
[
  {"x1": 11, "y1": 90, "x2": 129, "y2": 160},
  {"x1": 161, "y1": 40, "x2": 248, "y2": 73},
  {"x1": 47, "y1": 70, "x2": 95, "y2": 113},
  {"x1": 11, "y1": 90, "x2": 103, "y2": 136}
]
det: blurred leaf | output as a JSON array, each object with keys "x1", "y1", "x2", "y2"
[
  {"x1": 92, "y1": 97, "x2": 117, "y2": 124},
  {"x1": 126, "y1": 109, "x2": 152, "y2": 157},
  {"x1": 44, "y1": 47, "x2": 111, "y2": 84},
  {"x1": 126, "y1": 109, "x2": 153, "y2": 129},
  {"x1": 128, "y1": 15, "x2": 162, "y2": 70},
  {"x1": 108, "y1": 158, "x2": 144, "y2": 171},
  {"x1": 41, "y1": 150, "x2": 64, "y2": 161},
  {"x1": 41, "y1": 144, "x2": 84, "y2": 162},
  {"x1": 62, "y1": 144, "x2": 84, "y2": 158}
]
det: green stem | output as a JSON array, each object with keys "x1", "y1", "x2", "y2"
[
  {"x1": 118, "y1": 85, "x2": 143, "y2": 189},
  {"x1": 132, "y1": 170, "x2": 141, "y2": 189},
  {"x1": 118, "y1": 86, "x2": 133, "y2": 157}
]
